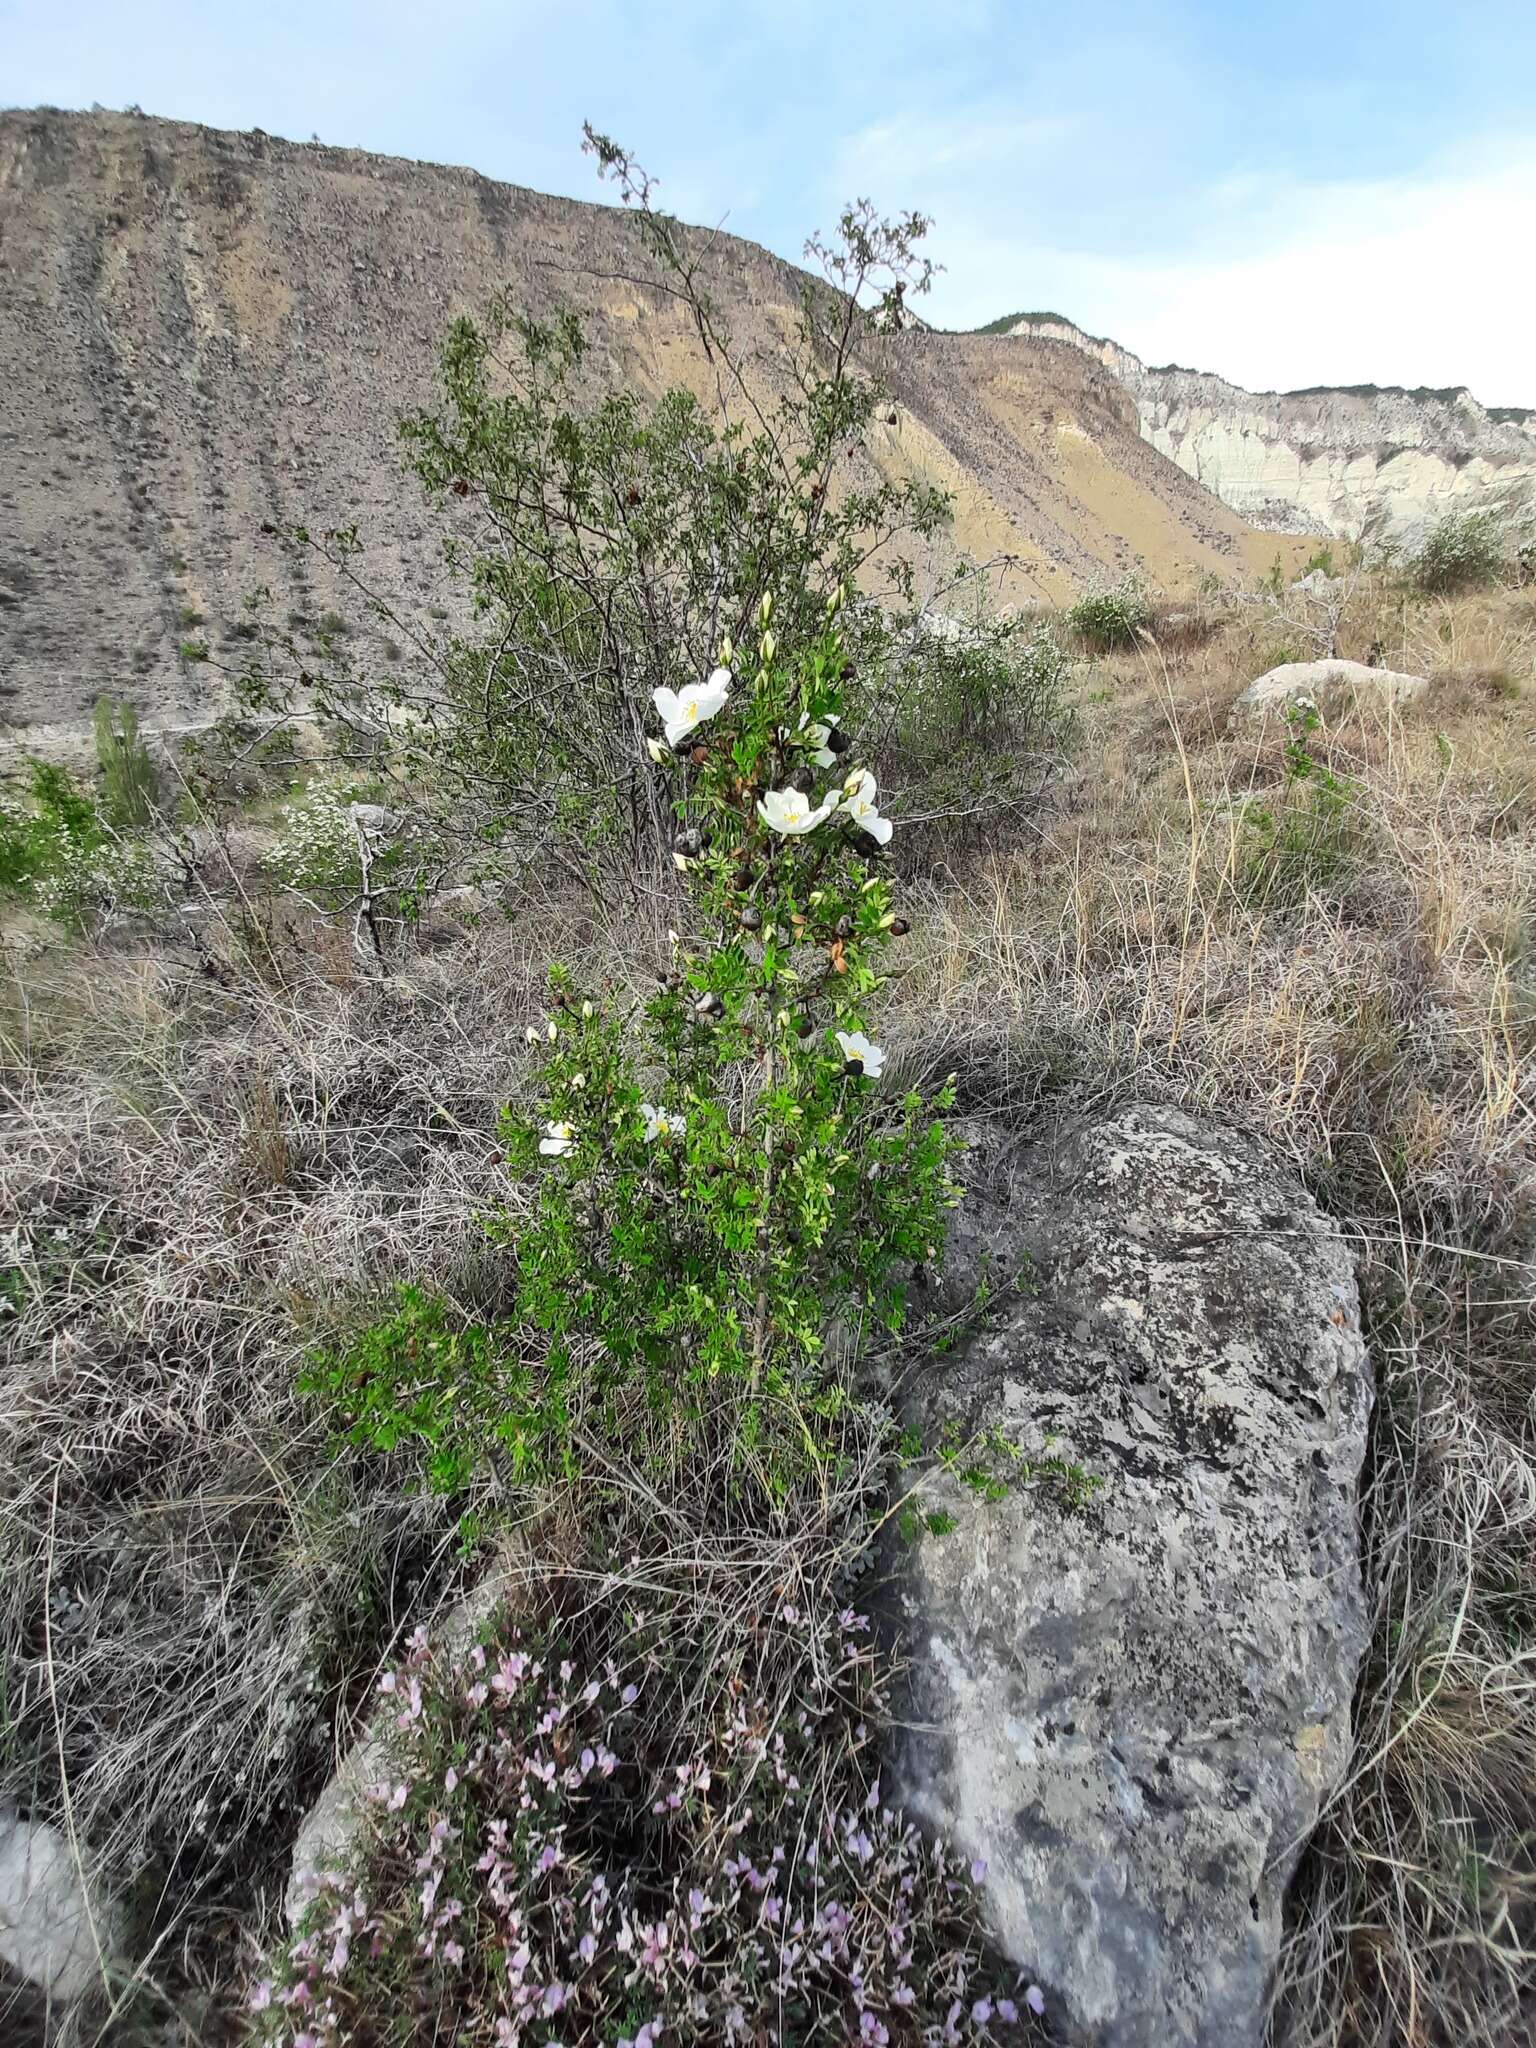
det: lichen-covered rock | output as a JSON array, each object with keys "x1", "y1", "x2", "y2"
[
  {"x1": 889, "y1": 1105, "x2": 1372, "y2": 2048},
  {"x1": 1228, "y1": 657, "x2": 1427, "y2": 729}
]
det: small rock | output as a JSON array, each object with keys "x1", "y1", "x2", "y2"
[
  {"x1": 1228, "y1": 657, "x2": 1427, "y2": 730},
  {"x1": 0, "y1": 1810, "x2": 112, "y2": 2005}
]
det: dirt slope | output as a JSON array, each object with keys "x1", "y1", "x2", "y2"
[{"x1": 0, "y1": 108, "x2": 1305, "y2": 737}]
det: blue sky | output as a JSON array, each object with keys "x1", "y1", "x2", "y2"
[{"x1": 6, "y1": 0, "x2": 1536, "y2": 402}]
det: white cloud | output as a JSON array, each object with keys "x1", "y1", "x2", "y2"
[
  {"x1": 921, "y1": 140, "x2": 1536, "y2": 406},
  {"x1": 836, "y1": 106, "x2": 1078, "y2": 181}
]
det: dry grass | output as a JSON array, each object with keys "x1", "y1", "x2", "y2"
[
  {"x1": 890, "y1": 574, "x2": 1536, "y2": 2046},
  {"x1": 2, "y1": 568, "x2": 1534, "y2": 2044},
  {"x1": 0, "y1": 919, "x2": 573, "y2": 2042}
]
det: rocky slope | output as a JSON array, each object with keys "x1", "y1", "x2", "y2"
[
  {"x1": 0, "y1": 108, "x2": 1298, "y2": 739},
  {"x1": 999, "y1": 314, "x2": 1536, "y2": 542}
]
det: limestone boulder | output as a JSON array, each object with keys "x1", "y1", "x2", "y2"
[
  {"x1": 0, "y1": 1809, "x2": 113, "y2": 2010},
  {"x1": 888, "y1": 1105, "x2": 1372, "y2": 2048},
  {"x1": 1229, "y1": 657, "x2": 1427, "y2": 730}
]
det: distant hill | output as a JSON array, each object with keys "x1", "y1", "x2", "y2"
[
  {"x1": 0, "y1": 107, "x2": 1300, "y2": 740},
  {"x1": 989, "y1": 314, "x2": 1536, "y2": 541}
]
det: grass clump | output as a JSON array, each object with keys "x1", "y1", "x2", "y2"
[
  {"x1": 1410, "y1": 509, "x2": 1508, "y2": 594},
  {"x1": 1065, "y1": 575, "x2": 1151, "y2": 651},
  {"x1": 93, "y1": 694, "x2": 160, "y2": 828}
]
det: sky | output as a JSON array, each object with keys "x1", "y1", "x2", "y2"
[{"x1": 6, "y1": 0, "x2": 1536, "y2": 404}]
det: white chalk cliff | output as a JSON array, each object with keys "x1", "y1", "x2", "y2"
[{"x1": 996, "y1": 314, "x2": 1536, "y2": 542}]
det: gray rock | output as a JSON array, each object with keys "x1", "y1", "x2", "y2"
[
  {"x1": 286, "y1": 1554, "x2": 529, "y2": 1923},
  {"x1": 889, "y1": 1105, "x2": 1371, "y2": 2048},
  {"x1": 0, "y1": 1809, "x2": 113, "y2": 2005},
  {"x1": 1228, "y1": 657, "x2": 1427, "y2": 730}
]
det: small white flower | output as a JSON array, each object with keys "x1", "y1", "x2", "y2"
[
  {"x1": 539, "y1": 1121, "x2": 577, "y2": 1157},
  {"x1": 836, "y1": 1030, "x2": 887, "y2": 1078},
  {"x1": 796, "y1": 710, "x2": 841, "y2": 768},
  {"x1": 524, "y1": 1025, "x2": 542, "y2": 1045},
  {"x1": 547, "y1": 1020, "x2": 558, "y2": 1042},
  {"x1": 652, "y1": 668, "x2": 731, "y2": 749},
  {"x1": 841, "y1": 768, "x2": 893, "y2": 846},
  {"x1": 758, "y1": 786, "x2": 840, "y2": 835},
  {"x1": 571, "y1": 1073, "x2": 587, "y2": 1091},
  {"x1": 646, "y1": 737, "x2": 669, "y2": 765},
  {"x1": 640, "y1": 1103, "x2": 686, "y2": 1143},
  {"x1": 581, "y1": 1001, "x2": 594, "y2": 1019}
]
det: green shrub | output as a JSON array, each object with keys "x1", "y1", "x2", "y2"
[
  {"x1": 1066, "y1": 576, "x2": 1151, "y2": 651},
  {"x1": 311, "y1": 592, "x2": 961, "y2": 1489},
  {"x1": 233, "y1": 156, "x2": 1052, "y2": 901},
  {"x1": 891, "y1": 618, "x2": 1073, "y2": 758},
  {"x1": 0, "y1": 760, "x2": 157, "y2": 928},
  {"x1": 1411, "y1": 510, "x2": 1507, "y2": 594},
  {"x1": 92, "y1": 695, "x2": 159, "y2": 827},
  {"x1": 1233, "y1": 706, "x2": 1361, "y2": 909},
  {"x1": 263, "y1": 782, "x2": 434, "y2": 953}
]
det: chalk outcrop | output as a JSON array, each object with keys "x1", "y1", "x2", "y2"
[
  {"x1": 1228, "y1": 657, "x2": 1429, "y2": 730},
  {"x1": 1001, "y1": 315, "x2": 1536, "y2": 542}
]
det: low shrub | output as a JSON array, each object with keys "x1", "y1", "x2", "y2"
[
  {"x1": 1411, "y1": 510, "x2": 1507, "y2": 595},
  {"x1": 0, "y1": 758, "x2": 158, "y2": 927},
  {"x1": 1232, "y1": 706, "x2": 1361, "y2": 909},
  {"x1": 259, "y1": 1591, "x2": 1043, "y2": 2047},
  {"x1": 1065, "y1": 576, "x2": 1151, "y2": 651},
  {"x1": 264, "y1": 782, "x2": 438, "y2": 954}
]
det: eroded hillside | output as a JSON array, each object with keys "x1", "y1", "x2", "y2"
[
  {"x1": 1000, "y1": 312, "x2": 1536, "y2": 541},
  {"x1": 0, "y1": 107, "x2": 1299, "y2": 739}
]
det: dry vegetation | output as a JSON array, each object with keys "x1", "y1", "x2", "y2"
[{"x1": 3, "y1": 569, "x2": 1534, "y2": 2044}]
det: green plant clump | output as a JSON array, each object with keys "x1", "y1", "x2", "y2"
[
  {"x1": 93, "y1": 695, "x2": 159, "y2": 828},
  {"x1": 309, "y1": 587, "x2": 962, "y2": 1489},
  {"x1": 1234, "y1": 702, "x2": 1361, "y2": 909},
  {"x1": 1411, "y1": 510, "x2": 1507, "y2": 594},
  {"x1": 1066, "y1": 576, "x2": 1151, "y2": 651},
  {"x1": 0, "y1": 759, "x2": 156, "y2": 928}
]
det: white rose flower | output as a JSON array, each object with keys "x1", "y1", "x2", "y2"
[
  {"x1": 796, "y1": 710, "x2": 841, "y2": 768},
  {"x1": 539, "y1": 1121, "x2": 577, "y2": 1157},
  {"x1": 757, "y1": 786, "x2": 840, "y2": 835},
  {"x1": 652, "y1": 668, "x2": 731, "y2": 749},
  {"x1": 835, "y1": 1029, "x2": 887, "y2": 1078},
  {"x1": 640, "y1": 1103, "x2": 686, "y2": 1143},
  {"x1": 841, "y1": 768, "x2": 893, "y2": 846}
]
